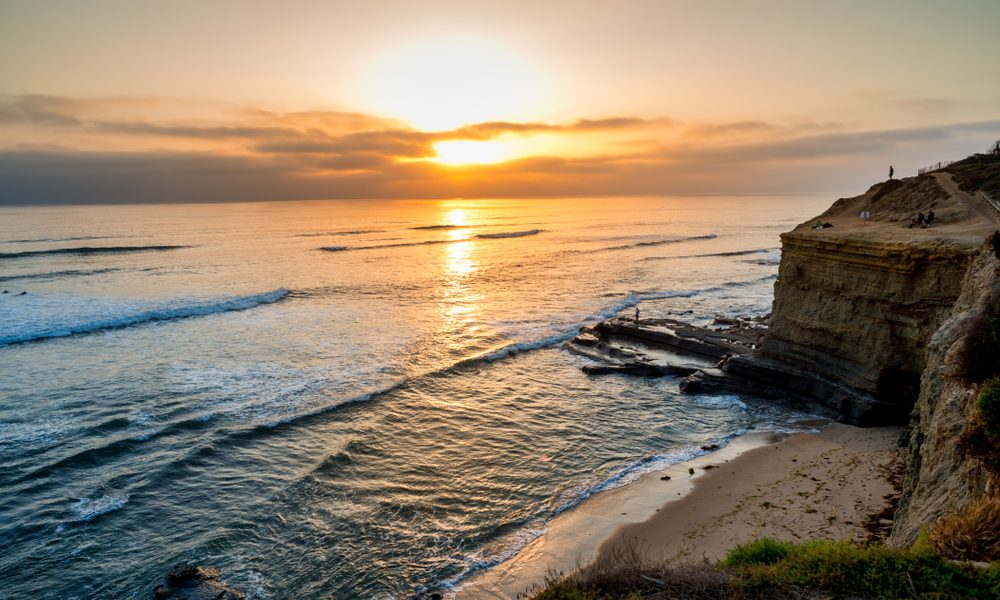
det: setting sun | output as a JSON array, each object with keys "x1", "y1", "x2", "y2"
[
  {"x1": 364, "y1": 36, "x2": 544, "y2": 131},
  {"x1": 433, "y1": 140, "x2": 512, "y2": 165}
]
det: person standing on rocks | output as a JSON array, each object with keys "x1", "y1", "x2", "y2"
[
  {"x1": 889, "y1": 165, "x2": 894, "y2": 179},
  {"x1": 635, "y1": 306, "x2": 640, "y2": 324}
]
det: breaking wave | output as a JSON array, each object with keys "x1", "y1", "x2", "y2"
[
  {"x1": 293, "y1": 229, "x2": 385, "y2": 237},
  {"x1": 3, "y1": 235, "x2": 118, "y2": 244},
  {"x1": 577, "y1": 234, "x2": 718, "y2": 254},
  {"x1": 476, "y1": 229, "x2": 542, "y2": 239},
  {"x1": 0, "y1": 268, "x2": 121, "y2": 283},
  {"x1": 0, "y1": 288, "x2": 289, "y2": 346},
  {"x1": 69, "y1": 493, "x2": 130, "y2": 522},
  {"x1": 0, "y1": 245, "x2": 189, "y2": 260},
  {"x1": 643, "y1": 248, "x2": 776, "y2": 261},
  {"x1": 409, "y1": 224, "x2": 472, "y2": 231}
]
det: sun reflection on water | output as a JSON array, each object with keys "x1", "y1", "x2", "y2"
[{"x1": 437, "y1": 206, "x2": 484, "y2": 354}]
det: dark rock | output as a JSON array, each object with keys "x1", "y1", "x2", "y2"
[
  {"x1": 582, "y1": 363, "x2": 697, "y2": 377},
  {"x1": 152, "y1": 564, "x2": 246, "y2": 600},
  {"x1": 660, "y1": 475, "x2": 671, "y2": 480},
  {"x1": 700, "y1": 444, "x2": 720, "y2": 451}
]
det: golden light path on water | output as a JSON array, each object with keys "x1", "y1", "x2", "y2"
[{"x1": 0, "y1": 194, "x2": 834, "y2": 598}]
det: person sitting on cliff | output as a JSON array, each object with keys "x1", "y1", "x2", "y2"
[{"x1": 924, "y1": 210, "x2": 935, "y2": 227}]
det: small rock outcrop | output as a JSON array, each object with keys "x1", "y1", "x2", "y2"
[{"x1": 152, "y1": 564, "x2": 246, "y2": 600}]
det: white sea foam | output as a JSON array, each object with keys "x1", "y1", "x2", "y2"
[
  {"x1": 70, "y1": 493, "x2": 129, "y2": 521},
  {"x1": 0, "y1": 288, "x2": 289, "y2": 345},
  {"x1": 693, "y1": 394, "x2": 749, "y2": 409},
  {"x1": 0, "y1": 417, "x2": 76, "y2": 458},
  {"x1": 446, "y1": 432, "x2": 749, "y2": 592}
]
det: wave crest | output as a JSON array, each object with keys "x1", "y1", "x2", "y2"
[
  {"x1": 0, "y1": 288, "x2": 289, "y2": 346},
  {"x1": 0, "y1": 245, "x2": 189, "y2": 260},
  {"x1": 70, "y1": 493, "x2": 129, "y2": 522},
  {"x1": 476, "y1": 229, "x2": 542, "y2": 239}
]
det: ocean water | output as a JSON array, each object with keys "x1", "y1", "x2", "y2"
[{"x1": 0, "y1": 195, "x2": 829, "y2": 599}]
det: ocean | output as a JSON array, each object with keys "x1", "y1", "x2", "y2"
[{"x1": 0, "y1": 195, "x2": 830, "y2": 598}]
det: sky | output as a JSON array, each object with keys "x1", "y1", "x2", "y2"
[{"x1": 1, "y1": 0, "x2": 998, "y2": 204}]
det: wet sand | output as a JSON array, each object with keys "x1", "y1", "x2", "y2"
[{"x1": 456, "y1": 422, "x2": 899, "y2": 599}]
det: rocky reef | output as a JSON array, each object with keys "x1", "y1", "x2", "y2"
[{"x1": 152, "y1": 564, "x2": 246, "y2": 600}]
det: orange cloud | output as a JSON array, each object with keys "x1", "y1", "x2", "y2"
[{"x1": 1, "y1": 94, "x2": 997, "y2": 204}]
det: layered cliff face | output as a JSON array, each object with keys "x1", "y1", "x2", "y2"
[
  {"x1": 753, "y1": 172, "x2": 999, "y2": 425},
  {"x1": 753, "y1": 154, "x2": 1000, "y2": 543},
  {"x1": 889, "y1": 237, "x2": 1000, "y2": 546},
  {"x1": 762, "y1": 230, "x2": 972, "y2": 424}
]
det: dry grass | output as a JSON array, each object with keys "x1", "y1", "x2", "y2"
[
  {"x1": 527, "y1": 542, "x2": 735, "y2": 600},
  {"x1": 930, "y1": 496, "x2": 1000, "y2": 562},
  {"x1": 528, "y1": 537, "x2": 1000, "y2": 600}
]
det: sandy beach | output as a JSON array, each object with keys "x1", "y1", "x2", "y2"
[{"x1": 457, "y1": 422, "x2": 900, "y2": 599}]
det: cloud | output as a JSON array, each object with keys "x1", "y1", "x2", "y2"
[
  {"x1": 0, "y1": 95, "x2": 84, "y2": 126},
  {"x1": 255, "y1": 130, "x2": 435, "y2": 157},
  {"x1": 1, "y1": 93, "x2": 998, "y2": 204},
  {"x1": 892, "y1": 98, "x2": 961, "y2": 114},
  {"x1": 445, "y1": 117, "x2": 667, "y2": 139},
  {"x1": 92, "y1": 120, "x2": 302, "y2": 140}
]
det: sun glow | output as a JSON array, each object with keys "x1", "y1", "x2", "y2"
[
  {"x1": 433, "y1": 140, "x2": 511, "y2": 165},
  {"x1": 364, "y1": 36, "x2": 544, "y2": 131}
]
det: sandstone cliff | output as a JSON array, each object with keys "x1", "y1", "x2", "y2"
[
  {"x1": 718, "y1": 167, "x2": 1000, "y2": 425},
  {"x1": 749, "y1": 151, "x2": 1000, "y2": 545},
  {"x1": 889, "y1": 235, "x2": 1000, "y2": 545}
]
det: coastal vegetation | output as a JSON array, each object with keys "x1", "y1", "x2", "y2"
[
  {"x1": 944, "y1": 146, "x2": 1000, "y2": 200},
  {"x1": 930, "y1": 496, "x2": 1000, "y2": 562},
  {"x1": 530, "y1": 537, "x2": 1000, "y2": 599}
]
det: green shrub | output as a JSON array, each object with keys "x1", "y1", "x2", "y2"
[
  {"x1": 977, "y1": 377, "x2": 1000, "y2": 441},
  {"x1": 721, "y1": 538, "x2": 793, "y2": 566},
  {"x1": 961, "y1": 377, "x2": 1000, "y2": 476},
  {"x1": 727, "y1": 540, "x2": 990, "y2": 599},
  {"x1": 945, "y1": 151, "x2": 1000, "y2": 199},
  {"x1": 530, "y1": 539, "x2": 1000, "y2": 599}
]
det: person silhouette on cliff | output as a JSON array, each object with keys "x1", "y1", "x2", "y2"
[
  {"x1": 889, "y1": 165, "x2": 894, "y2": 179},
  {"x1": 634, "y1": 306, "x2": 640, "y2": 324}
]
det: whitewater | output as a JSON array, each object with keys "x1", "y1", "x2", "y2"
[{"x1": 0, "y1": 195, "x2": 830, "y2": 598}]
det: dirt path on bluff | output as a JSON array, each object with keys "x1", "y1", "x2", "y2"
[{"x1": 934, "y1": 172, "x2": 1000, "y2": 222}]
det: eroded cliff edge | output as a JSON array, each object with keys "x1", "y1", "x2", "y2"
[
  {"x1": 743, "y1": 152, "x2": 1000, "y2": 545},
  {"x1": 685, "y1": 151, "x2": 1000, "y2": 544},
  {"x1": 889, "y1": 232, "x2": 1000, "y2": 546},
  {"x1": 684, "y1": 158, "x2": 1000, "y2": 427}
]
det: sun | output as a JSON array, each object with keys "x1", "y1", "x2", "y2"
[
  {"x1": 363, "y1": 36, "x2": 543, "y2": 131},
  {"x1": 433, "y1": 140, "x2": 511, "y2": 165}
]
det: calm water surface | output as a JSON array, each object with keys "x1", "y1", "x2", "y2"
[{"x1": 0, "y1": 196, "x2": 829, "y2": 598}]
